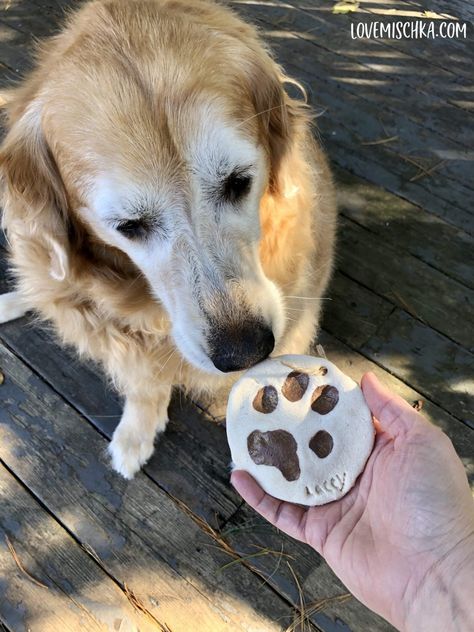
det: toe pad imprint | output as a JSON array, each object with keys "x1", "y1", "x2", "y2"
[
  {"x1": 309, "y1": 430, "x2": 334, "y2": 458},
  {"x1": 282, "y1": 371, "x2": 309, "y2": 402},
  {"x1": 253, "y1": 385, "x2": 278, "y2": 413},
  {"x1": 311, "y1": 385, "x2": 339, "y2": 415}
]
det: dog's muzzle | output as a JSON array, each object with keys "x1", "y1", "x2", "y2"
[{"x1": 208, "y1": 320, "x2": 275, "y2": 373}]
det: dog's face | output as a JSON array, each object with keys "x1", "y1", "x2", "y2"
[
  {"x1": 0, "y1": 3, "x2": 303, "y2": 374},
  {"x1": 78, "y1": 100, "x2": 284, "y2": 374}
]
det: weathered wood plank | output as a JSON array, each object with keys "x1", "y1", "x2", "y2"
[
  {"x1": 359, "y1": 308, "x2": 474, "y2": 428},
  {"x1": 336, "y1": 216, "x2": 474, "y2": 349},
  {"x1": 323, "y1": 271, "x2": 395, "y2": 350},
  {"x1": 284, "y1": 0, "x2": 474, "y2": 81},
  {"x1": 334, "y1": 167, "x2": 474, "y2": 290},
  {"x1": 233, "y1": 0, "x2": 473, "y2": 137},
  {"x1": 0, "y1": 342, "x2": 301, "y2": 632},
  {"x1": 324, "y1": 276, "x2": 473, "y2": 428},
  {"x1": 0, "y1": 0, "x2": 64, "y2": 39},
  {"x1": 355, "y1": 5, "x2": 474, "y2": 78},
  {"x1": 247, "y1": 9, "x2": 474, "y2": 189},
  {"x1": 230, "y1": 0, "x2": 473, "y2": 148},
  {"x1": 268, "y1": 40, "x2": 473, "y2": 208},
  {"x1": 403, "y1": 0, "x2": 474, "y2": 21},
  {"x1": 0, "y1": 21, "x2": 35, "y2": 74},
  {"x1": 2, "y1": 0, "x2": 78, "y2": 31},
  {"x1": 285, "y1": 72, "x2": 472, "y2": 233},
  {"x1": 224, "y1": 504, "x2": 395, "y2": 632},
  {"x1": 0, "y1": 463, "x2": 162, "y2": 632},
  {"x1": 326, "y1": 134, "x2": 473, "y2": 235}
]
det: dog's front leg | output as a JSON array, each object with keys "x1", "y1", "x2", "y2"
[{"x1": 108, "y1": 385, "x2": 172, "y2": 479}]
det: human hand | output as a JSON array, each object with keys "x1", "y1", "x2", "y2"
[{"x1": 231, "y1": 372, "x2": 474, "y2": 631}]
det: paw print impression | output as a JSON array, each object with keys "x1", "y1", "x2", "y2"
[
  {"x1": 311, "y1": 385, "x2": 339, "y2": 415},
  {"x1": 309, "y1": 430, "x2": 334, "y2": 458},
  {"x1": 247, "y1": 429, "x2": 300, "y2": 481},
  {"x1": 248, "y1": 367, "x2": 339, "y2": 479},
  {"x1": 252, "y1": 385, "x2": 278, "y2": 413},
  {"x1": 226, "y1": 354, "x2": 375, "y2": 506},
  {"x1": 282, "y1": 371, "x2": 309, "y2": 402}
]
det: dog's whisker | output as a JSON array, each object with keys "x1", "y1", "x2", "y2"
[
  {"x1": 178, "y1": 357, "x2": 184, "y2": 384},
  {"x1": 159, "y1": 349, "x2": 177, "y2": 372},
  {"x1": 157, "y1": 348, "x2": 175, "y2": 365},
  {"x1": 156, "y1": 345, "x2": 174, "y2": 360},
  {"x1": 286, "y1": 296, "x2": 332, "y2": 301},
  {"x1": 155, "y1": 348, "x2": 175, "y2": 371}
]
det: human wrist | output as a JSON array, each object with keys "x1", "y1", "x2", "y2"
[{"x1": 404, "y1": 532, "x2": 474, "y2": 632}]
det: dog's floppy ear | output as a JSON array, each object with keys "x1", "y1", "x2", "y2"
[
  {"x1": 247, "y1": 57, "x2": 308, "y2": 195},
  {"x1": 0, "y1": 101, "x2": 70, "y2": 280}
]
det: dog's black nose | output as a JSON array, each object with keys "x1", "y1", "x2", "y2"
[{"x1": 209, "y1": 322, "x2": 275, "y2": 373}]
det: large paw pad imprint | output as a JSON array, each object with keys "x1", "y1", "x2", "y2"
[
  {"x1": 247, "y1": 429, "x2": 300, "y2": 481},
  {"x1": 248, "y1": 370, "x2": 340, "y2": 481}
]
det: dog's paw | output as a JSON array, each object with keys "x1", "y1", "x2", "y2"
[{"x1": 108, "y1": 427, "x2": 155, "y2": 479}]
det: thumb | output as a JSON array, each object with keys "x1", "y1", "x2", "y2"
[{"x1": 361, "y1": 372, "x2": 421, "y2": 436}]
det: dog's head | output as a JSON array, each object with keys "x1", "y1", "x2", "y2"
[{"x1": 0, "y1": 1, "x2": 308, "y2": 374}]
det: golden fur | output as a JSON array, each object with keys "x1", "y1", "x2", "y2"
[{"x1": 0, "y1": 0, "x2": 336, "y2": 477}]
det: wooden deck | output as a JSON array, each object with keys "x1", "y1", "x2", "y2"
[{"x1": 0, "y1": 1, "x2": 472, "y2": 630}]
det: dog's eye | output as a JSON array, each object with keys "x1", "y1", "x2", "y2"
[
  {"x1": 116, "y1": 219, "x2": 148, "y2": 239},
  {"x1": 116, "y1": 219, "x2": 145, "y2": 238},
  {"x1": 223, "y1": 172, "x2": 252, "y2": 203}
]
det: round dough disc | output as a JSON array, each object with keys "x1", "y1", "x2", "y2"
[{"x1": 226, "y1": 355, "x2": 375, "y2": 506}]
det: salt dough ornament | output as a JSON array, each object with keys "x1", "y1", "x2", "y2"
[{"x1": 226, "y1": 355, "x2": 375, "y2": 505}]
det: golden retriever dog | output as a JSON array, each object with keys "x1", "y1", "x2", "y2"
[{"x1": 0, "y1": 0, "x2": 336, "y2": 478}]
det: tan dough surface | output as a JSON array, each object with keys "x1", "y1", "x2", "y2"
[{"x1": 226, "y1": 355, "x2": 375, "y2": 506}]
